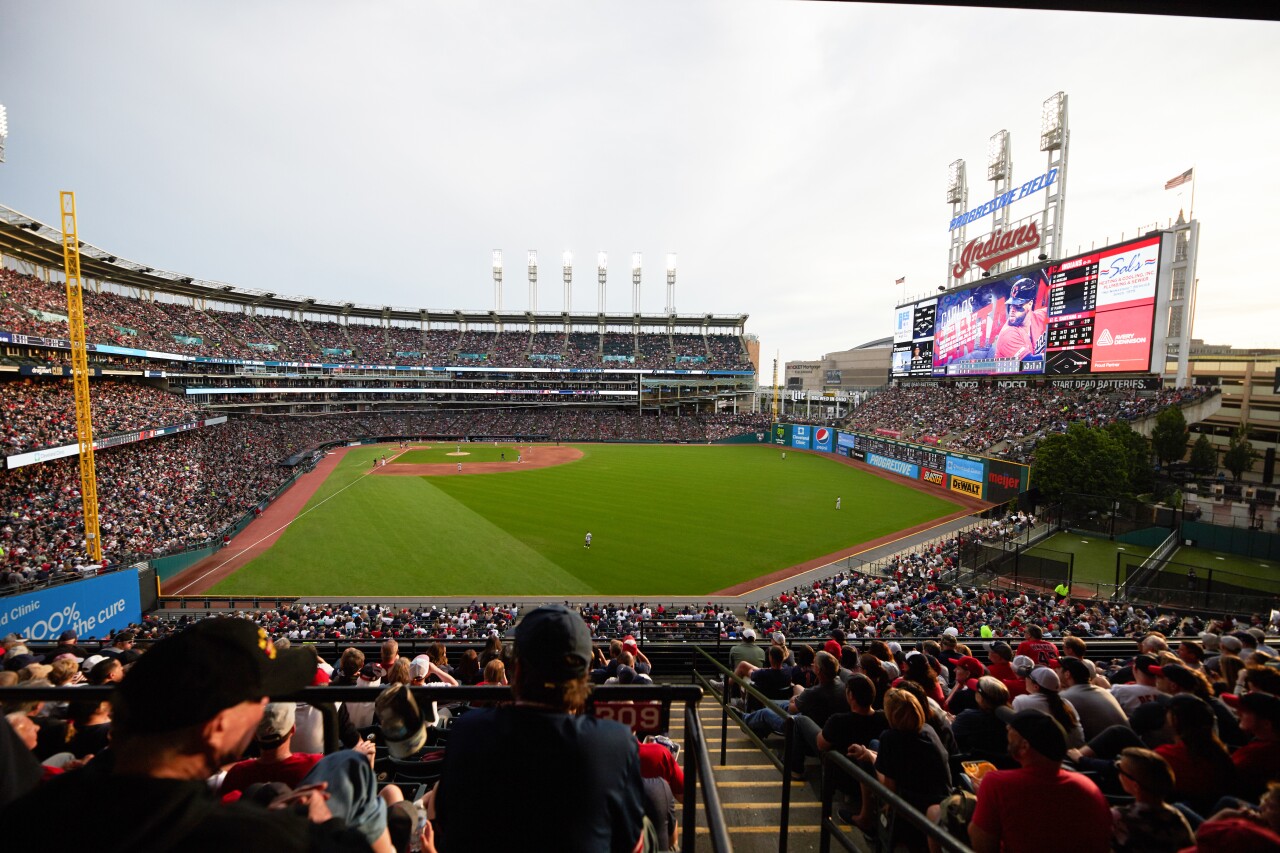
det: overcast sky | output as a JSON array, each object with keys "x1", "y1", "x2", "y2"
[{"x1": 2, "y1": 1, "x2": 1277, "y2": 372}]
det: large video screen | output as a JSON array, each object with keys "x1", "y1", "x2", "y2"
[{"x1": 890, "y1": 234, "x2": 1162, "y2": 378}]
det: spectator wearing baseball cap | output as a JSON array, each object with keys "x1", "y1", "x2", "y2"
[
  {"x1": 0, "y1": 617, "x2": 383, "y2": 852},
  {"x1": 99, "y1": 629, "x2": 140, "y2": 665},
  {"x1": 1012, "y1": 666, "x2": 1085, "y2": 748},
  {"x1": 433, "y1": 604, "x2": 646, "y2": 853},
  {"x1": 730, "y1": 627, "x2": 765, "y2": 669},
  {"x1": 952, "y1": 676, "x2": 1012, "y2": 758},
  {"x1": 1110, "y1": 653, "x2": 1164, "y2": 717},
  {"x1": 968, "y1": 709, "x2": 1110, "y2": 852},
  {"x1": 41, "y1": 630, "x2": 88, "y2": 665},
  {"x1": 1233, "y1": 692, "x2": 1280, "y2": 802},
  {"x1": 218, "y1": 702, "x2": 322, "y2": 797},
  {"x1": 944, "y1": 655, "x2": 985, "y2": 715}
]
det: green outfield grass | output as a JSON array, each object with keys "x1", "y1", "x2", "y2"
[
  {"x1": 1153, "y1": 546, "x2": 1280, "y2": 594},
  {"x1": 1026, "y1": 532, "x2": 1155, "y2": 586},
  {"x1": 210, "y1": 443, "x2": 964, "y2": 596}
]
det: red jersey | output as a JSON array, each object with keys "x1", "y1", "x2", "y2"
[
  {"x1": 994, "y1": 308, "x2": 1047, "y2": 361},
  {"x1": 1015, "y1": 639, "x2": 1060, "y2": 668}
]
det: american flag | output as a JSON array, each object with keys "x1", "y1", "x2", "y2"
[
  {"x1": 895, "y1": 276, "x2": 906, "y2": 285},
  {"x1": 1164, "y1": 168, "x2": 1193, "y2": 190}
]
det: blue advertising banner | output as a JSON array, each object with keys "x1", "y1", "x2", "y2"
[
  {"x1": 837, "y1": 430, "x2": 857, "y2": 450},
  {"x1": 865, "y1": 452, "x2": 920, "y2": 479},
  {"x1": 812, "y1": 427, "x2": 834, "y2": 453},
  {"x1": 945, "y1": 456, "x2": 986, "y2": 483},
  {"x1": 0, "y1": 569, "x2": 141, "y2": 640},
  {"x1": 791, "y1": 424, "x2": 812, "y2": 450}
]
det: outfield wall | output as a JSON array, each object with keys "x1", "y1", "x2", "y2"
[{"x1": 771, "y1": 423, "x2": 1028, "y2": 503}]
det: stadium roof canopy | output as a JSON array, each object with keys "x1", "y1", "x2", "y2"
[{"x1": 0, "y1": 203, "x2": 747, "y2": 331}]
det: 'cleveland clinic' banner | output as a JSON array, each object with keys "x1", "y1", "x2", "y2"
[{"x1": 0, "y1": 568, "x2": 141, "y2": 640}]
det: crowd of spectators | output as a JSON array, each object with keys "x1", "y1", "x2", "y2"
[
  {"x1": 3, "y1": 269, "x2": 753, "y2": 369},
  {"x1": 742, "y1": 510, "x2": 1266, "y2": 643},
  {"x1": 0, "y1": 378, "x2": 204, "y2": 456},
  {"x1": 742, "y1": 611, "x2": 1280, "y2": 851},
  {"x1": 845, "y1": 384, "x2": 1217, "y2": 459}
]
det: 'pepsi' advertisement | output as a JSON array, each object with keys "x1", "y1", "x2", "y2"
[{"x1": 0, "y1": 568, "x2": 142, "y2": 640}]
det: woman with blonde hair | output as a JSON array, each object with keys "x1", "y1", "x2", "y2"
[{"x1": 847, "y1": 688, "x2": 951, "y2": 836}]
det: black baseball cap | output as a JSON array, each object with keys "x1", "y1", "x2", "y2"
[
  {"x1": 1009, "y1": 278, "x2": 1038, "y2": 305},
  {"x1": 515, "y1": 604, "x2": 593, "y2": 681},
  {"x1": 1133, "y1": 654, "x2": 1160, "y2": 676},
  {"x1": 114, "y1": 618, "x2": 315, "y2": 735},
  {"x1": 995, "y1": 707, "x2": 1068, "y2": 762}
]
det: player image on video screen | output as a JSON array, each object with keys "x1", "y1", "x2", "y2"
[{"x1": 993, "y1": 272, "x2": 1049, "y2": 362}]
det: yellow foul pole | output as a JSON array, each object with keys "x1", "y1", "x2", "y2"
[{"x1": 59, "y1": 191, "x2": 103, "y2": 563}]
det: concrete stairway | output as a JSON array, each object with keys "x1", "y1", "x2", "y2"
[{"x1": 666, "y1": 700, "x2": 868, "y2": 853}]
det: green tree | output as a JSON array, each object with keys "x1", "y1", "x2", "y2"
[
  {"x1": 1189, "y1": 435, "x2": 1216, "y2": 476},
  {"x1": 1105, "y1": 421, "x2": 1154, "y2": 496},
  {"x1": 1223, "y1": 428, "x2": 1258, "y2": 482},
  {"x1": 1032, "y1": 422, "x2": 1129, "y2": 501},
  {"x1": 1150, "y1": 405, "x2": 1190, "y2": 467}
]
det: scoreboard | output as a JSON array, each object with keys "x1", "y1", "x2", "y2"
[{"x1": 892, "y1": 234, "x2": 1163, "y2": 379}]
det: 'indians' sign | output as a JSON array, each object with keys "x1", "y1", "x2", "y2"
[{"x1": 952, "y1": 222, "x2": 1041, "y2": 279}]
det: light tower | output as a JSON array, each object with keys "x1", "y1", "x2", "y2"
[
  {"x1": 665, "y1": 253, "x2": 677, "y2": 316},
  {"x1": 631, "y1": 252, "x2": 642, "y2": 314},
  {"x1": 986, "y1": 129, "x2": 1013, "y2": 276},
  {"x1": 1038, "y1": 91, "x2": 1069, "y2": 263},
  {"x1": 597, "y1": 252, "x2": 607, "y2": 314},
  {"x1": 527, "y1": 250, "x2": 538, "y2": 313},
  {"x1": 492, "y1": 250, "x2": 503, "y2": 311},
  {"x1": 562, "y1": 250, "x2": 573, "y2": 312},
  {"x1": 0, "y1": 104, "x2": 8, "y2": 162},
  {"x1": 945, "y1": 159, "x2": 968, "y2": 287}
]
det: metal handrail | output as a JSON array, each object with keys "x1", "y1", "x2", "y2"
[
  {"x1": 817, "y1": 748, "x2": 973, "y2": 853},
  {"x1": 685, "y1": 702, "x2": 733, "y2": 853}
]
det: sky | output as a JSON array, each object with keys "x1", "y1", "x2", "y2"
[{"x1": 2, "y1": 1, "x2": 1277, "y2": 375}]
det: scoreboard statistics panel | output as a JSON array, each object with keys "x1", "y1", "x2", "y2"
[
  {"x1": 890, "y1": 299, "x2": 937, "y2": 376},
  {"x1": 852, "y1": 434, "x2": 947, "y2": 471},
  {"x1": 890, "y1": 234, "x2": 1161, "y2": 378}
]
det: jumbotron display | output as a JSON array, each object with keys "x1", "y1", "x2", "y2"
[{"x1": 892, "y1": 234, "x2": 1162, "y2": 378}]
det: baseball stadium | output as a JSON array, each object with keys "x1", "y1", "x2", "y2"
[{"x1": 3, "y1": 5, "x2": 1279, "y2": 853}]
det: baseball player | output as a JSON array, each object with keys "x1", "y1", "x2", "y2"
[
  {"x1": 994, "y1": 277, "x2": 1048, "y2": 361},
  {"x1": 835, "y1": 497, "x2": 841, "y2": 510},
  {"x1": 584, "y1": 531, "x2": 592, "y2": 549}
]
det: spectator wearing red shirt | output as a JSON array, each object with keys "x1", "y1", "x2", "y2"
[
  {"x1": 1154, "y1": 694, "x2": 1234, "y2": 817},
  {"x1": 968, "y1": 709, "x2": 1110, "y2": 853},
  {"x1": 1230, "y1": 691, "x2": 1280, "y2": 803},
  {"x1": 218, "y1": 703, "x2": 322, "y2": 797},
  {"x1": 1015, "y1": 625, "x2": 1060, "y2": 669}
]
